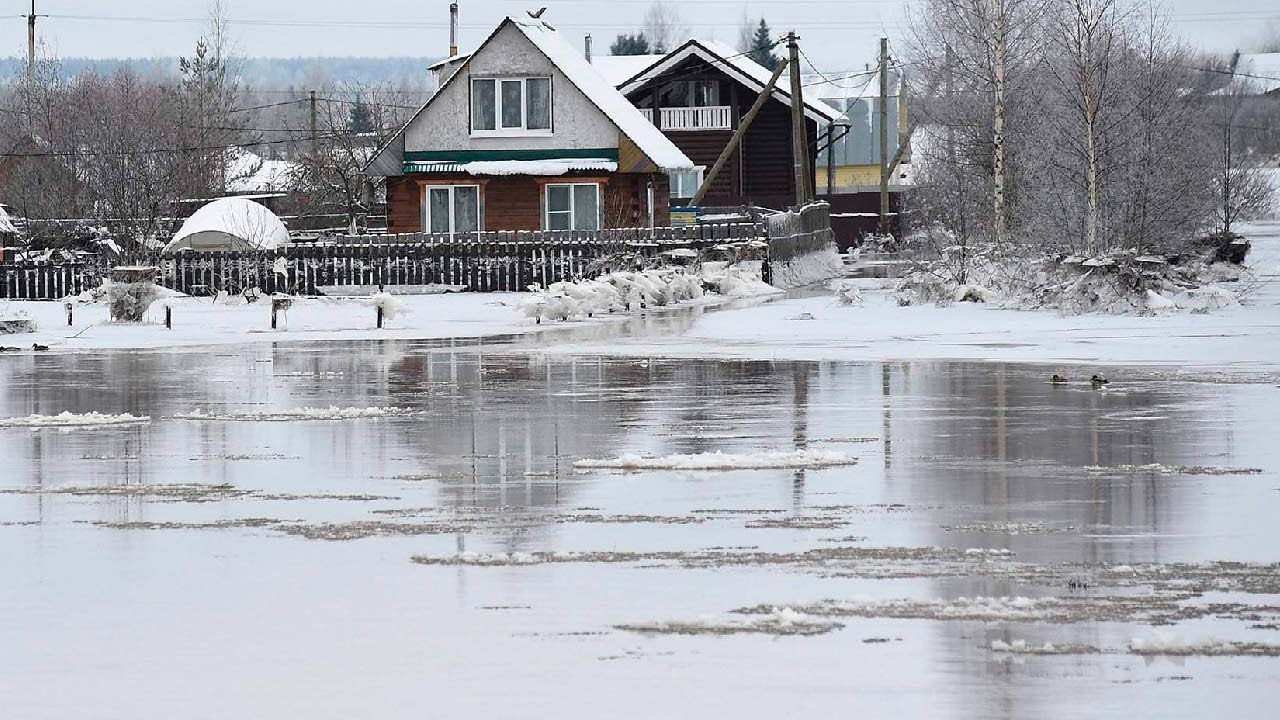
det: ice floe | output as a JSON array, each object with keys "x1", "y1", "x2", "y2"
[
  {"x1": 0, "y1": 411, "x2": 151, "y2": 428},
  {"x1": 573, "y1": 449, "x2": 858, "y2": 471},
  {"x1": 172, "y1": 406, "x2": 415, "y2": 421}
]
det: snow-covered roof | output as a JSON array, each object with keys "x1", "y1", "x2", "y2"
[
  {"x1": 364, "y1": 15, "x2": 693, "y2": 176},
  {"x1": 0, "y1": 204, "x2": 16, "y2": 235},
  {"x1": 226, "y1": 149, "x2": 296, "y2": 195},
  {"x1": 165, "y1": 198, "x2": 290, "y2": 253},
  {"x1": 406, "y1": 158, "x2": 618, "y2": 175},
  {"x1": 1225, "y1": 53, "x2": 1280, "y2": 95},
  {"x1": 592, "y1": 54, "x2": 665, "y2": 86},
  {"x1": 619, "y1": 39, "x2": 843, "y2": 125},
  {"x1": 509, "y1": 16, "x2": 692, "y2": 171}
]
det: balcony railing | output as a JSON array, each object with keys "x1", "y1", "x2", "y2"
[{"x1": 638, "y1": 106, "x2": 733, "y2": 131}]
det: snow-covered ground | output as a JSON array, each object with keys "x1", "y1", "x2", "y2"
[
  {"x1": 544, "y1": 222, "x2": 1280, "y2": 370},
  {"x1": 3, "y1": 223, "x2": 1277, "y2": 371}
]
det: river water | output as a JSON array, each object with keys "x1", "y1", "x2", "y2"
[{"x1": 2, "y1": 341, "x2": 1278, "y2": 718}]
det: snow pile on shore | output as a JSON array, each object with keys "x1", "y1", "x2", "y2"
[
  {"x1": 769, "y1": 246, "x2": 845, "y2": 290},
  {"x1": 574, "y1": 449, "x2": 858, "y2": 471},
  {"x1": 894, "y1": 244, "x2": 1250, "y2": 315},
  {"x1": 173, "y1": 406, "x2": 414, "y2": 422},
  {"x1": 0, "y1": 304, "x2": 36, "y2": 334},
  {"x1": 521, "y1": 264, "x2": 779, "y2": 323},
  {"x1": 0, "y1": 411, "x2": 151, "y2": 428}
]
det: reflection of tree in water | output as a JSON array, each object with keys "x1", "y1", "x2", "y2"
[
  {"x1": 872, "y1": 360, "x2": 1238, "y2": 720},
  {"x1": 381, "y1": 353, "x2": 824, "y2": 513}
]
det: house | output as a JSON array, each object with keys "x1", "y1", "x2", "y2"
[
  {"x1": 609, "y1": 40, "x2": 844, "y2": 210},
  {"x1": 0, "y1": 203, "x2": 17, "y2": 262},
  {"x1": 365, "y1": 14, "x2": 694, "y2": 235},
  {"x1": 804, "y1": 67, "x2": 911, "y2": 194}
]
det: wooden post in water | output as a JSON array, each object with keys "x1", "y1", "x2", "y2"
[
  {"x1": 376, "y1": 305, "x2": 384, "y2": 329},
  {"x1": 164, "y1": 305, "x2": 172, "y2": 329},
  {"x1": 64, "y1": 301, "x2": 72, "y2": 326}
]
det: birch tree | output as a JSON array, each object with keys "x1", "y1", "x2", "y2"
[
  {"x1": 905, "y1": 0, "x2": 1046, "y2": 245},
  {"x1": 1207, "y1": 77, "x2": 1275, "y2": 237}
]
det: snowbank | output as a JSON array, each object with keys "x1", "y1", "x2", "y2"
[
  {"x1": 0, "y1": 411, "x2": 150, "y2": 428},
  {"x1": 173, "y1": 407, "x2": 413, "y2": 422},
  {"x1": 574, "y1": 449, "x2": 858, "y2": 471},
  {"x1": 769, "y1": 247, "x2": 845, "y2": 290},
  {"x1": 520, "y1": 264, "x2": 778, "y2": 323}
]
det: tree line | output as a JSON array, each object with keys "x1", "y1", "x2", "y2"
[{"x1": 905, "y1": 0, "x2": 1277, "y2": 272}]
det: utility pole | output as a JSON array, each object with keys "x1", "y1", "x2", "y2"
[
  {"x1": 309, "y1": 90, "x2": 318, "y2": 151},
  {"x1": 878, "y1": 37, "x2": 891, "y2": 236},
  {"x1": 27, "y1": 1, "x2": 37, "y2": 87},
  {"x1": 787, "y1": 32, "x2": 810, "y2": 207}
]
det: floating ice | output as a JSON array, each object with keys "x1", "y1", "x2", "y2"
[
  {"x1": 173, "y1": 406, "x2": 414, "y2": 422},
  {"x1": 574, "y1": 449, "x2": 858, "y2": 471},
  {"x1": 0, "y1": 411, "x2": 151, "y2": 428}
]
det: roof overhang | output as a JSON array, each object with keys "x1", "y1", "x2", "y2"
[{"x1": 617, "y1": 39, "x2": 842, "y2": 125}]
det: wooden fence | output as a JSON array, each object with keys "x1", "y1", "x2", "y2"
[
  {"x1": 1, "y1": 261, "x2": 100, "y2": 300},
  {"x1": 0, "y1": 210, "x2": 833, "y2": 299},
  {"x1": 765, "y1": 203, "x2": 835, "y2": 262},
  {"x1": 162, "y1": 224, "x2": 764, "y2": 296}
]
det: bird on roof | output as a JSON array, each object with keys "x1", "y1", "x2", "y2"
[{"x1": 528, "y1": 7, "x2": 547, "y2": 18}]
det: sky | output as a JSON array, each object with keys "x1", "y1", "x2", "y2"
[{"x1": 3, "y1": 0, "x2": 1279, "y2": 72}]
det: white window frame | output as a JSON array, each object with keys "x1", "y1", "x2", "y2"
[
  {"x1": 470, "y1": 76, "x2": 553, "y2": 137},
  {"x1": 422, "y1": 184, "x2": 482, "y2": 236},
  {"x1": 669, "y1": 166, "x2": 706, "y2": 199},
  {"x1": 544, "y1": 182, "x2": 601, "y2": 231}
]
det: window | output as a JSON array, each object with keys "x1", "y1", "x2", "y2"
[
  {"x1": 545, "y1": 183, "x2": 600, "y2": 231},
  {"x1": 471, "y1": 77, "x2": 552, "y2": 135},
  {"x1": 669, "y1": 167, "x2": 705, "y2": 199},
  {"x1": 424, "y1": 185, "x2": 480, "y2": 235}
]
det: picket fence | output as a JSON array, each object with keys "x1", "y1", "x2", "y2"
[{"x1": 0, "y1": 206, "x2": 833, "y2": 300}]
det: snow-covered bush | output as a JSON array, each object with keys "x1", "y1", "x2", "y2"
[
  {"x1": 367, "y1": 291, "x2": 408, "y2": 322},
  {"x1": 108, "y1": 281, "x2": 161, "y2": 322},
  {"x1": 0, "y1": 304, "x2": 36, "y2": 334}
]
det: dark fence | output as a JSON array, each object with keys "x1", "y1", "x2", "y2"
[
  {"x1": 765, "y1": 203, "x2": 836, "y2": 261},
  {"x1": 1, "y1": 261, "x2": 102, "y2": 300},
  {"x1": 0, "y1": 210, "x2": 834, "y2": 299},
  {"x1": 163, "y1": 224, "x2": 764, "y2": 296}
]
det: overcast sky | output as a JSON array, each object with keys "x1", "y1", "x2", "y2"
[{"x1": 3, "y1": 0, "x2": 1278, "y2": 71}]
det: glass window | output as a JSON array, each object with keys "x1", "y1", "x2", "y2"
[
  {"x1": 500, "y1": 80, "x2": 524, "y2": 129},
  {"x1": 545, "y1": 183, "x2": 600, "y2": 231},
  {"x1": 669, "y1": 168, "x2": 705, "y2": 199},
  {"x1": 692, "y1": 81, "x2": 720, "y2": 107},
  {"x1": 471, "y1": 79, "x2": 496, "y2": 131},
  {"x1": 425, "y1": 185, "x2": 481, "y2": 235},
  {"x1": 546, "y1": 184, "x2": 572, "y2": 231},
  {"x1": 526, "y1": 78, "x2": 551, "y2": 130},
  {"x1": 453, "y1": 186, "x2": 479, "y2": 233},
  {"x1": 428, "y1": 188, "x2": 451, "y2": 233},
  {"x1": 573, "y1": 185, "x2": 599, "y2": 231}
]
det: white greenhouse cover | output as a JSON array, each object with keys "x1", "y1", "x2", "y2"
[{"x1": 165, "y1": 198, "x2": 289, "y2": 253}]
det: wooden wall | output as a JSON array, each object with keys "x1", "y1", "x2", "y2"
[{"x1": 385, "y1": 172, "x2": 669, "y2": 233}]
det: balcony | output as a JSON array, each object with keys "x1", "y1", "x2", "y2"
[{"x1": 639, "y1": 106, "x2": 733, "y2": 131}]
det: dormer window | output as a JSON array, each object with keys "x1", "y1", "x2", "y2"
[{"x1": 471, "y1": 77, "x2": 552, "y2": 136}]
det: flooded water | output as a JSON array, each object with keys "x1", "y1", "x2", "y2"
[{"x1": 2, "y1": 343, "x2": 1279, "y2": 718}]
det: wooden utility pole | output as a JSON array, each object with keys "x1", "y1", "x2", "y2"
[
  {"x1": 309, "y1": 90, "x2": 318, "y2": 150},
  {"x1": 692, "y1": 58, "x2": 789, "y2": 205},
  {"x1": 878, "y1": 37, "x2": 891, "y2": 236},
  {"x1": 787, "y1": 32, "x2": 810, "y2": 207},
  {"x1": 27, "y1": 1, "x2": 37, "y2": 87}
]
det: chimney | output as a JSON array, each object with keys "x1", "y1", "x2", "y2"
[
  {"x1": 449, "y1": 2, "x2": 459, "y2": 57},
  {"x1": 584, "y1": 34, "x2": 593, "y2": 63}
]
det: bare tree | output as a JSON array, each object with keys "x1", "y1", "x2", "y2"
[
  {"x1": 905, "y1": 0, "x2": 1047, "y2": 245},
  {"x1": 289, "y1": 83, "x2": 414, "y2": 233},
  {"x1": 642, "y1": 1, "x2": 687, "y2": 54},
  {"x1": 1206, "y1": 77, "x2": 1275, "y2": 237}
]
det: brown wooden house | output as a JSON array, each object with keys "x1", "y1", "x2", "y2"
[
  {"x1": 365, "y1": 14, "x2": 694, "y2": 235},
  {"x1": 607, "y1": 40, "x2": 844, "y2": 211}
]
